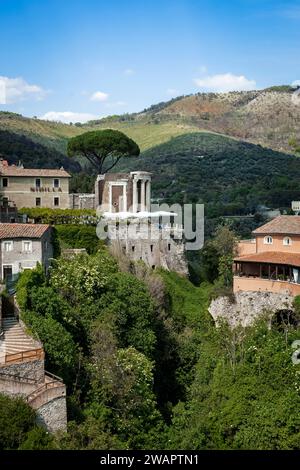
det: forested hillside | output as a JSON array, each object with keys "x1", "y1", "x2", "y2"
[
  {"x1": 2, "y1": 246, "x2": 299, "y2": 450},
  {"x1": 115, "y1": 132, "x2": 300, "y2": 217},
  {"x1": 1, "y1": 86, "x2": 300, "y2": 156},
  {"x1": 0, "y1": 129, "x2": 80, "y2": 172}
]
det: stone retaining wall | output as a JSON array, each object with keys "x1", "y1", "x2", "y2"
[
  {"x1": 36, "y1": 396, "x2": 67, "y2": 433},
  {"x1": 209, "y1": 291, "x2": 294, "y2": 328},
  {"x1": 0, "y1": 359, "x2": 45, "y2": 383}
]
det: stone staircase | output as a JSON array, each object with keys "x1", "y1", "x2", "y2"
[
  {"x1": 0, "y1": 317, "x2": 41, "y2": 360},
  {"x1": 0, "y1": 297, "x2": 67, "y2": 432}
]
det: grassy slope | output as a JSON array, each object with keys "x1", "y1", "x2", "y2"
[
  {"x1": 1, "y1": 86, "x2": 298, "y2": 158},
  {"x1": 0, "y1": 112, "x2": 200, "y2": 154},
  {"x1": 87, "y1": 120, "x2": 202, "y2": 151}
]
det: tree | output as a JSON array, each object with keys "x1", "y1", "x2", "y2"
[
  {"x1": 67, "y1": 129, "x2": 140, "y2": 174},
  {"x1": 211, "y1": 224, "x2": 238, "y2": 288},
  {"x1": 0, "y1": 395, "x2": 36, "y2": 450}
]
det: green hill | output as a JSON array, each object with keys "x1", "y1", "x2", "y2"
[
  {"x1": 1, "y1": 86, "x2": 300, "y2": 157},
  {"x1": 0, "y1": 129, "x2": 80, "y2": 172},
  {"x1": 1, "y1": 87, "x2": 300, "y2": 223},
  {"x1": 115, "y1": 132, "x2": 300, "y2": 217}
]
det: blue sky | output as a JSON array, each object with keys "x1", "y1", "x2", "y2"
[{"x1": 0, "y1": 0, "x2": 300, "y2": 122}]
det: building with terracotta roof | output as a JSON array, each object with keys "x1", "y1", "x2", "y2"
[
  {"x1": 234, "y1": 215, "x2": 300, "y2": 296},
  {"x1": 0, "y1": 223, "x2": 53, "y2": 281},
  {"x1": 0, "y1": 159, "x2": 71, "y2": 209}
]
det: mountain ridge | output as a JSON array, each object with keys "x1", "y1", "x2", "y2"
[{"x1": 1, "y1": 85, "x2": 299, "y2": 156}]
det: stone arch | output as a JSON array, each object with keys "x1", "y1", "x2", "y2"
[{"x1": 271, "y1": 309, "x2": 299, "y2": 331}]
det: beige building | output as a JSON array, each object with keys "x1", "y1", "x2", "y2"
[
  {"x1": 0, "y1": 160, "x2": 71, "y2": 209},
  {"x1": 234, "y1": 215, "x2": 300, "y2": 296}
]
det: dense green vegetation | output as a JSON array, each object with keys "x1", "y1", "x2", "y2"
[
  {"x1": 1, "y1": 121, "x2": 299, "y2": 242},
  {"x1": 18, "y1": 207, "x2": 97, "y2": 225},
  {"x1": 115, "y1": 132, "x2": 300, "y2": 218},
  {"x1": 68, "y1": 129, "x2": 140, "y2": 174},
  {"x1": 54, "y1": 225, "x2": 103, "y2": 254},
  {"x1": 0, "y1": 129, "x2": 80, "y2": 172},
  {"x1": 2, "y1": 240, "x2": 298, "y2": 450},
  {"x1": 0, "y1": 394, "x2": 53, "y2": 450}
]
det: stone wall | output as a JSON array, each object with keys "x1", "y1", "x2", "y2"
[
  {"x1": 0, "y1": 359, "x2": 45, "y2": 383},
  {"x1": 36, "y1": 396, "x2": 67, "y2": 433},
  {"x1": 2, "y1": 175, "x2": 70, "y2": 209},
  {"x1": 209, "y1": 291, "x2": 294, "y2": 328},
  {"x1": 110, "y1": 236, "x2": 188, "y2": 275},
  {"x1": 0, "y1": 376, "x2": 37, "y2": 396},
  {"x1": 69, "y1": 193, "x2": 95, "y2": 209}
]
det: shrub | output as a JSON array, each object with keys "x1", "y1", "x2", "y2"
[{"x1": 0, "y1": 394, "x2": 36, "y2": 450}]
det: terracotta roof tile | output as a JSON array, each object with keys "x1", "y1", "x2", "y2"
[
  {"x1": 0, "y1": 223, "x2": 50, "y2": 239},
  {"x1": 0, "y1": 165, "x2": 71, "y2": 178},
  {"x1": 234, "y1": 251, "x2": 300, "y2": 267},
  {"x1": 253, "y1": 215, "x2": 300, "y2": 235}
]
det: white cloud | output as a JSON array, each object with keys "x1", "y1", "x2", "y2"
[
  {"x1": 166, "y1": 88, "x2": 179, "y2": 97},
  {"x1": 39, "y1": 111, "x2": 98, "y2": 124},
  {"x1": 90, "y1": 90, "x2": 109, "y2": 102},
  {"x1": 0, "y1": 76, "x2": 47, "y2": 104},
  {"x1": 194, "y1": 73, "x2": 256, "y2": 92},
  {"x1": 123, "y1": 68, "x2": 135, "y2": 76}
]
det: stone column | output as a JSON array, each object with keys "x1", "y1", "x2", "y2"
[
  {"x1": 123, "y1": 183, "x2": 127, "y2": 212},
  {"x1": 95, "y1": 174, "x2": 105, "y2": 209},
  {"x1": 132, "y1": 178, "x2": 138, "y2": 213},
  {"x1": 146, "y1": 179, "x2": 151, "y2": 211},
  {"x1": 141, "y1": 180, "x2": 146, "y2": 211},
  {"x1": 108, "y1": 183, "x2": 113, "y2": 212}
]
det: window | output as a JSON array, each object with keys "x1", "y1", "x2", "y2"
[
  {"x1": 168, "y1": 243, "x2": 171, "y2": 251},
  {"x1": 150, "y1": 244, "x2": 153, "y2": 252},
  {"x1": 36, "y1": 197, "x2": 41, "y2": 207},
  {"x1": 22, "y1": 240, "x2": 32, "y2": 253},
  {"x1": 132, "y1": 245, "x2": 135, "y2": 252},
  {"x1": 2, "y1": 177, "x2": 8, "y2": 187},
  {"x1": 283, "y1": 237, "x2": 292, "y2": 246},
  {"x1": 3, "y1": 241, "x2": 13, "y2": 252},
  {"x1": 53, "y1": 178, "x2": 60, "y2": 188},
  {"x1": 54, "y1": 197, "x2": 59, "y2": 207},
  {"x1": 264, "y1": 236, "x2": 273, "y2": 245}
]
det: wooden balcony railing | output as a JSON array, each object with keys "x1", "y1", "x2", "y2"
[{"x1": 0, "y1": 348, "x2": 44, "y2": 366}]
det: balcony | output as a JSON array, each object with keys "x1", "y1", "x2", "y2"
[{"x1": 233, "y1": 275, "x2": 300, "y2": 296}]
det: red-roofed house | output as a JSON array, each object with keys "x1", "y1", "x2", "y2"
[
  {"x1": 234, "y1": 215, "x2": 300, "y2": 296},
  {"x1": 0, "y1": 223, "x2": 53, "y2": 280},
  {"x1": 0, "y1": 159, "x2": 71, "y2": 209}
]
